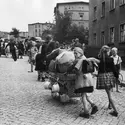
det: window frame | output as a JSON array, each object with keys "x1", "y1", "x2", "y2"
[
  {"x1": 110, "y1": 27, "x2": 115, "y2": 43},
  {"x1": 120, "y1": 0, "x2": 125, "y2": 6},
  {"x1": 101, "y1": 2, "x2": 105, "y2": 18},
  {"x1": 93, "y1": 33, "x2": 97, "y2": 45},
  {"x1": 110, "y1": 0, "x2": 115, "y2": 10},
  {"x1": 120, "y1": 23, "x2": 125, "y2": 43},
  {"x1": 93, "y1": 6, "x2": 97, "y2": 21},
  {"x1": 101, "y1": 31, "x2": 105, "y2": 45}
]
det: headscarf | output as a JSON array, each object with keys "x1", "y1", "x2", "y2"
[{"x1": 74, "y1": 47, "x2": 83, "y2": 55}]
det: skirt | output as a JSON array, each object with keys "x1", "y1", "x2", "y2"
[{"x1": 96, "y1": 72, "x2": 115, "y2": 90}]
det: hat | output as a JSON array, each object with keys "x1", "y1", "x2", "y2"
[{"x1": 74, "y1": 47, "x2": 83, "y2": 55}]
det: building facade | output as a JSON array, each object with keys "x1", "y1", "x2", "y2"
[
  {"x1": 19, "y1": 32, "x2": 28, "y2": 38},
  {"x1": 28, "y1": 22, "x2": 53, "y2": 37},
  {"x1": 89, "y1": 0, "x2": 125, "y2": 58},
  {"x1": 54, "y1": 1, "x2": 89, "y2": 29},
  {"x1": 0, "y1": 31, "x2": 10, "y2": 39}
]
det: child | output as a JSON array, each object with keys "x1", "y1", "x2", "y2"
[{"x1": 111, "y1": 47, "x2": 122, "y2": 92}]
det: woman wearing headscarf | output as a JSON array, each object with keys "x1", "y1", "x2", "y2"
[
  {"x1": 96, "y1": 45, "x2": 118, "y2": 117},
  {"x1": 72, "y1": 47, "x2": 98, "y2": 118},
  {"x1": 66, "y1": 47, "x2": 98, "y2": 118}
]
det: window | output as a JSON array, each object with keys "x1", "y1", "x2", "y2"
[
  {"x1": 93, "y1": 33, "x2": 97, "y2": 45},
  {"x1": 102, "y1": 2, "x2": 105, "y2": 17},
  {"x1": 120, "y1": 24, "x2": 125, "y2": 42},
  {"x1": 110, "y1": 0, "x2": 115, "y2": 10},
  {"x1": 101, "y1": 31, "x2": 105, "y2": 45},
  {"x1": 120, "y1": 0, "x2": 125, "y2": 5},
  {"x1": 94, "y1": 6, "x2": 97, "y2": 20},
  {"x1": 79, "y1": 13, "x2": 84, "y2": 20},
  {"x1": 110, "y1": 27, "x2": 115, "y2": 43}
]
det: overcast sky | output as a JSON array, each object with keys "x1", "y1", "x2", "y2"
[{"x1": 0, "y1": 0, "x2": 89, "y2": 32}]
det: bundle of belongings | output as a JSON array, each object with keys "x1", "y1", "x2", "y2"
[
  {"x1": 47, "y1": 48, "x2": 75, "y2": 73},
  {"x1": 46, "y1": 47, "x2": 97, "y2": 74}
]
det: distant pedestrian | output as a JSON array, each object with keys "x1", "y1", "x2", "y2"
[
  {"x1": 111, "y1": 47, "x2": 122, "y2": 92},
  {"x1": 28, "y1": 41, "x2": 38, "y2": 72},
  {"x1": 18, "y1": 41, "x2": 25, "y2": 59},
  {"x1": 5, "y1": 39, "x2": 17, "y2": 61}
]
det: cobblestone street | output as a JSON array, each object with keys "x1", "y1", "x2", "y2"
[{"x1": 0, "y1": 56, "x2": 125, "y2": 125}]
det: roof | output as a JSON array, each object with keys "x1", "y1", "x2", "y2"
[
  {"x1": 28, "y1": 22, "x2": 54, "y2": 25},
  {"x1": 56, "y1": 1, "x2": 89, "y2": 8}
]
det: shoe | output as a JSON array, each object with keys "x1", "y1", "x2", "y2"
[
  {"x1": 109, "y1": 111, "x2": 118, "y2": 117},
  {"x1": 116, "y1": 90, "x2": 121, "y2": 93},
  {"x1": 91, "y1": 105, "x2": 98, "y2": 115},
  {"x1": 108, "y1": 104, "x2": 112, "y2": 109},
  {"x1": 79, "y1": 112, "x2": 90, "y2": 118},
  {"x1": 42, "y1": 77, "x2": 45, "y2": 82},
  {"x1": 37, "y1": 76, "x2": 40, "y2": 81}
]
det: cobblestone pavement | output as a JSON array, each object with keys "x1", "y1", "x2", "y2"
[{"x1": 0, "y1": 56, "x2": 125, "y2": 125}]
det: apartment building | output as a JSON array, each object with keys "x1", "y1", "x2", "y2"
[
  {"x1": 54, "y1": 1, "x2": 89, "y2": 29},
  {"x1": 89, "y1": 0, "x2": 125, "y2": 57},
  {"x1": 28, "y1": 22, "x2": 53, "y2": 37},
  {"x1": 19, "y1": 32, "x2": 28, "y2": 38}
]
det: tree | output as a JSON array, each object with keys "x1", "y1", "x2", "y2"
[
  {"x1": 10, "y1": 28, "x2": 19, "y2": 38},
  {"x1": 53, "y1": 10, "x2": 71, "y2": 43},
  {"x1": 41, "y1": 29, "x2": 52, "y2": 40},
  {"x1": 67, "y1": 24, "x2": 89, "y2": 44}
]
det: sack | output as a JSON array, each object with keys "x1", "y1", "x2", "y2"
[
  {"x1": 60, "y1": 94, "x2": 70, "y2": 103},
  {"x1": 56, "y1": 51, "x2": 75, "y2": 73},
  {"x1": 82, "y1": 60, "x2": 95, "y2": 74},
  {"x1": 56, "y1": 51, "x2": 75, "y2": 65},
  {"x1": 48, "y1": 60, "x2": 56, "y2": 72}
]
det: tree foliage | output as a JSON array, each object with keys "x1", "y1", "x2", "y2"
[
  {"x1": 53, "y1": 11, "x2": 71, "y2": 43},
  {"x1": 41, "y1": 29, "x2": 52, "y2": 40},
  {"x1": 10, "y1": 28, "x2": 19, "y2": 38},
  {"x1": 52, "y1": 10, "x2": 89, "y2": 44},
  {"x1": 67, "y1": 24, "x2": 89, "y2": 44}
]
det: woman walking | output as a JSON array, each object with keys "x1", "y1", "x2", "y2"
[{"x1": 96, "y1": 45, "x2": 118, "y2": 117}]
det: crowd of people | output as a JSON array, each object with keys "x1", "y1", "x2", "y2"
[
  {"x1": 26, "y1": 36, "x2": 122, "y2": 118},
  {"x1": 0, "y1": 38, "x2": 25, "y2": 61},
  {"x1": 0, "y1": 36, "x2": 122, "y2": 118}
]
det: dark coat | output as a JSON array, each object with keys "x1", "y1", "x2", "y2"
[{"x1": 35, "y1": 44, "x2": 47, "y2": 71}]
